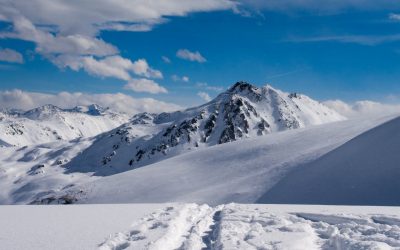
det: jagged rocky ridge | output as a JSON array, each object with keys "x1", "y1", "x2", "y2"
[
  {"x1": 67, "y1": 82, "x2": 345, "y2": 175},
  {"x1": 0, "y1": 104, "x2": 129, "y2": 147}
]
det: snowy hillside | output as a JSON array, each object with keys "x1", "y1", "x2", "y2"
[
  {"x1": 0, "y1": 104, "x2": 129, "y2": 146},
  {"x1": 67, "y1": 82, "x2": 345, "y2": 175},
  {"x1": 50, "y1": 114, "x2": 396, "y2": 206},
  {"x1": 259, "y1": 116, "x2": 400, "y2": 205}
]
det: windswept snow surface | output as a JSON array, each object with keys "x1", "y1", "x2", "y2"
[
  {"x1": 259, "y1": 116, "x2": 400, "y2": 205},
  {"x1": 70, "y1": 113, "x2": 399, "y2": 205},
  {"x1": 2, "y1": 203, "x2": 399, "y2": 250}
]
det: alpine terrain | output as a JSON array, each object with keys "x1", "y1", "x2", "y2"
[
  {"x1": 67, "y1": 81, "x2": 345, "y2": 175},
  {"x1": 0, "y1": 104, "x2": 129, "y2": 147},
  {"x1": 1, "y1": 82, "x2": 400, "y2": 250}
]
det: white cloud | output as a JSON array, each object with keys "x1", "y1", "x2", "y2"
[
  {"x1": 389, "y1": 13, "x2": 400, "y2": 21},
  {"x1": 0, "y1": 0, "x2": 234, "y2": 91},
  {"x1": 124, "y1": 78, "x2": 168, "y2": 94},
  {"x1": 288, "y1": 34, "x2": 400, "y2": 46},
  {"x1": 0, "y1": 14, "x2": 164, "y2": 93},
  {"x1": 131, "y1": 59, "x2": 163, "y2": 79},
  {"x1": 196, "y1": 82, "x2": 224, "y2": 92},
  {"x1": 0, "y1": 89, "x2": 181, "y2": 115},
  {"x1": 0, "y1": 48, "x2": 24, "y2": 63},
  {"x1": 0, "y1": 0, "x2": 235, "y2": 35},
  {"x1": 324, "y1": 99, "x2": 400, "y2": 117},
  {"x1": 51, "y1": 55, "x2": 164, "y2": 94},
  {"x1": 197, "y1": 91, "x2": 212, "y2": 102},
  {"x1": 176, "y1": 49, "x2": 207, "y2": 63},
  {"x1": 171, "y1": 75, "x2": 190, "y2": 82},
  {"x1": 0, "y1": 15, "x2": 118, "y2": 57}
]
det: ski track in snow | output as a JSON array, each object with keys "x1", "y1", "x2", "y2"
[
  {"x1": 98, "y1": 204, "x2": 400, "y2": 250},
  {"x1": 99, "y1": 204, "x2": 224, "y2": 250}
]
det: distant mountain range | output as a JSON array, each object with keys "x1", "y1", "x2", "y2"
[{"x1": 0, "y1": 104, "x2": 129, "y2": 147}]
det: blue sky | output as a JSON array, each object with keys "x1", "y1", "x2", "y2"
[{"x1": 1, "y1": 0, "x2": 400, "y2": 110}]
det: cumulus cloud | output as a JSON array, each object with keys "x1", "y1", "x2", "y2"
[
  {"x1": 124, "y1": 78, "x2": 167, "y2": 94},
  {"x1": 0, "y1": 0, "x2": 234, "y2": 92},
  {"x1": 54, "y1": 55, "x2": 162, "y2": 81},
  {"x1": 0, "y1": 89, "x2": 181, "y2": 115},
  {"x1": 176, "y1": 49, "x2": 207, "y2": 63},
  {"x1": 0, "y1": 48, "x2": 24, "y2": 63},
  {"x1": 197, "y1": 91, "x2": 212, "y2": 102},
  {"x1": 0, "y1": 0, "x2": 235, "y2": 35},
  {"x1": 324, "y1": 99, "x2": 400, "y2": 117},
  {"x1": 0, "y1": 13, "x2": 164, "y2": 93},
  {"x1": 0, "y1": 15, "x2": 118, "y2": 57}
]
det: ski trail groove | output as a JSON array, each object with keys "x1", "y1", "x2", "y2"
[
  {"x1": 99, "y1": 204, "x2": 220, "y2": 250},
  {"x1": 200, "y1": 206, "x2": 224, "y2": 250}
]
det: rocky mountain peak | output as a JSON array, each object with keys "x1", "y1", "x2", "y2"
[
  {"x1": 24, "y1": 104, "x2": 63, "y2": 119},
  {"x1": 228, "y1": 81, "x2": 258, "y2": 93},
  {"x1": 67, "y1": 82, "x2": 346, "y2": 175},
  {"x1": 86, "y1": 104, "x2": 108, "y2": 116}
]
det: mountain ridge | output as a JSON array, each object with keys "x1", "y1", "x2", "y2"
[
  {"x1": 66, "y1": 81, "x2": 346, "y2": 175},
  {"x1": 0, "y1": 104, "x2": 129, "y2": 146}
]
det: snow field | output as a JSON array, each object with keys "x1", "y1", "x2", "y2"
[{"x1": 99, "y1": 204, "x2": 400, "y2": 250}]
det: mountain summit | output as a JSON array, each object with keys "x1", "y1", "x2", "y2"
[{"x1": 67, "y1": 82, "x2": 345, "y2": 175}]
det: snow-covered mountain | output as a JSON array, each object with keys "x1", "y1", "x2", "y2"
[
  {"x1": 67, "y1": 81, "x2": 345, "y2": 175},
  {"x1": 57, "y1": 113, "x2": 397, "y2": 205},
  {"x1": 0, "y1": 104, "x2": 129, "y2": 147},
  {"x1": 0, "y1": 81, "x2": 398, "y2": 206}
]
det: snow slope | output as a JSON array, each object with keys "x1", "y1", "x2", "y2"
[
  {"x1": 0, "y1": 104, "x2": 129, "y2": 146},
  {"x1": 66, "y1": 82, "x2": 345, "y2": 175},
  {"x1": 0, "y1": 138, "x2": 96, "y2": 204},
  {"x1": 1, "y1": 203, "x2": 399, "y2": 250},
  {"x1": 258, "y1": 116, "x2": 400, "y2": 205},
  {"x1": 59, "y1": 113, "x2": 397, "y2": 205}
]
